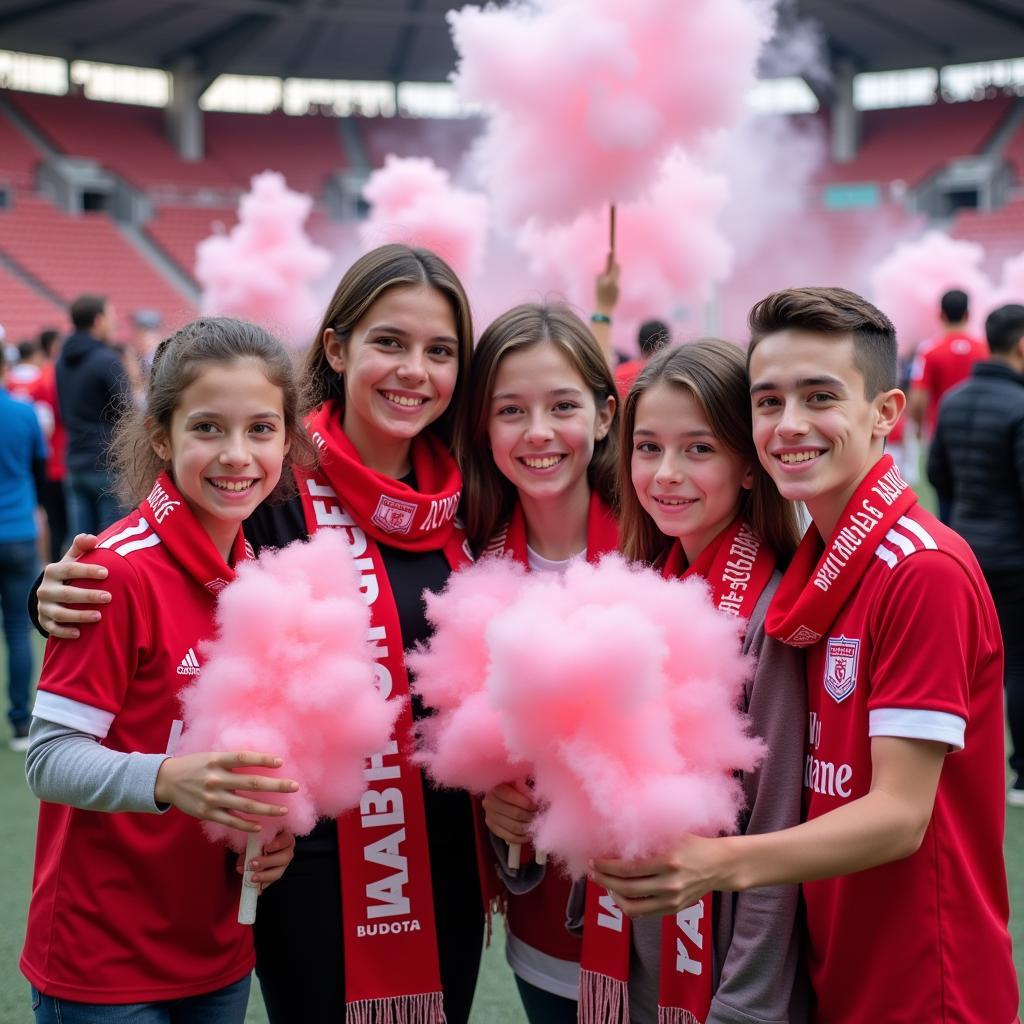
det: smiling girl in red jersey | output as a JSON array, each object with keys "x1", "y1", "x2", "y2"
[
  {"x1": 578, "y1": 340, "x2": 807, "y2": 1024},
  {"x1": 31, "y1": 246, "x2": 494, "y2": 1024},
  {"x1": 22, "y1": 318, "x2": 309, "y2": 1024},
  {"x1": 458, "y1": 304, "x2": 618, "y2": 1023}
]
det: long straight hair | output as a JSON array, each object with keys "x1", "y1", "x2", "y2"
[
  {"x1": 301, "y1": 243, "x2": 474, "y2": 446},
  {"x1": 619, "y1": 339, "x2": 799, "y2": 568},
  {"x1": 457, "y1": 303, "x2": 619, "y2": 556}
]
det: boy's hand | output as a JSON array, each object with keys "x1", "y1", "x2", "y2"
[{"x1": 590, "y1": 834, "x2": 720, "y2": 919}]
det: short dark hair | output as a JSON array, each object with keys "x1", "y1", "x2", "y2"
[
  {"x1": 748, "y1": 286, "x2": 898, "y2": 397},
  {"x1": 38, "y1": 329, "x2": 60, "y2": 356},
  {"x1": 637, "y1": 319, "x2": 669, "y2": 358},
  {"x1": 70, "y1": 294, "x2": 107, "y2": 330},
  {"x1": 17, "y1": 339, "x2": 39, "y2": 361},
  {"x1": 985, "y1": 304, "x2": 1024, "y2": 355},
  {"x1": 940, "y1": 289, "x2": 969, "y2": 324}
]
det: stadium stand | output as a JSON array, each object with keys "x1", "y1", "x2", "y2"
[
  {"x1": 204, "y1": 111, "x2": 348, "y2": 195},
  {"x1": 356, "y1": 114, "x2": 483, "y2": 172},
  {"x1": 0, "y1": 110, "x2": 41, "y2": 191},
  {"x1": 0, "y1": 194, "x2": 195, "y2": 327},
  {"x1": 818, "y1": 96, "x2": 1013, "y2": 186},
  {"x1": 0, "y1": 262, "x2": 64, "y2": 341},
  {"x1": 952, "y1": 197, "x2": 1024, "y2": 277},
  {"x1": 7, "y1": 92, "x2": 239, "y2": 192}
]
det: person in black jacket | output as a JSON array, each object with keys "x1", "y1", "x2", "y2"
[
  {"x1": 928, "y1": 303, "x2": 1024, "y2": 803},
  {"x1": 55, "y1": 295, "x2": 129, "y2": 537}
]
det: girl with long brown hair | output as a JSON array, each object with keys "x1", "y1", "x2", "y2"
[{"x1": 463, "y1": 302, "x2": 617, "y2": 1023}]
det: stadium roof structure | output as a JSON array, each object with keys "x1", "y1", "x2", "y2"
[{"x1": 0, "y1": 0, "x2": 1021, "y2": 88}]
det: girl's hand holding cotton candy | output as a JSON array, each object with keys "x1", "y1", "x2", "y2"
[
  {"x1": 175, "y1": 530, "x2": 401, "y2": 921},
  {"x1": 412, "y1": 554, "x2": 763, "y2": 878}
]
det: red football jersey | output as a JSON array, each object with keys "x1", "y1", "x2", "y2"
[
  {"x1": 910, "y1": 331, "x2": 988, "y2": 434},
  {"x1": 802, "y1": 503, "x2": 1017, "y2": 1023},
  {"x1": 21, "y1": 506, "x2": 254, "y2": 1003}
]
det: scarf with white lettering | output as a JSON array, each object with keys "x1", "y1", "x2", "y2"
[
  {"x1": 295, "y1": 402, "x2": 469, "y2": 1024},
  {"x1": 305, "y1": 400, "x2": 464, "y2": 553},
  {"x1": 484, "y1": 489, "x2": 619, "y2": 564},
  {"x1": 766, "y1": 455, "x2": 914, "y2": 648},
  {"x1": 579, "y1": 515, "x2": 775, "y2": 1024},
  {"x1": 492, "y1": 490, "x2": 618, "y2": 966},
  {"x1": 137, "y1": 472, "x2": 251, "y2": 590}
]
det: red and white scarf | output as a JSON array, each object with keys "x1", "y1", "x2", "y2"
[
  {"x1": 765, "y1": 455, "x2": 914, "y2": 648},
  {"x1": 295, "y1": 402, "x2": 471, "y2": 1024},
  {"x1": 579, "y1": 515, "x2": 775, "y2": 1024},
  {"x1": 137, "y1": 472, "x2": 251, "y2": 589},
  {"x1": 485, "y1": 490, "x2": 619, "y2": 565}
]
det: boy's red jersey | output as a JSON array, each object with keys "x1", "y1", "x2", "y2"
[
  {"x1": 802, "y1": 503, "x2": 1017, "y2": 1023},
  {"x1": 21, "y1": 506, "x2": 254, "y2": 1003}
]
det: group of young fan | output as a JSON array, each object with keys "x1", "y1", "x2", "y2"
[{"x1": 19, "y1": 243, "x2": 1018, "y2": 1024}]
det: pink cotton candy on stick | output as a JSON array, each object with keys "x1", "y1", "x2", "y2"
[
  {"x1": 176, "y1": 530, "x2": 400, "y2": 923},
  {"x1": 359, "y1": 155, "x2": 490, "y2": 282},
  {"x1": 196, "y1": 171, "x2": 332, "y2": 346},
  {"x1": 519, "y1": 151, "x2": 732, "y2": 342},
  {"x1": 448, "y1": 0, "x2": 773, "y2": 227},
  {"x1": 485, "y1": 555, "x2": 761, "y2": 877},
  {"x1": 870, "y1": 230, "x2": 996, "y2": 357}
]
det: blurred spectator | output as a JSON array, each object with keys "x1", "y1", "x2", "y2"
[
  {"x1": 56, "y1": 294, "x2": 129, "y2": 537},
  {"x1": 614, "y1": 318, "x2": 671, "y2": 396},
  {"x1": 0, "y1": 344, "x2": 46, "y2": 751},
  {"x1": 9, "y1": 339, "x2": 45, "y2": 390},
  {"x1": 14, "y1": 329, "x2": 68, "y2": 562},
  {"x1": 909, "y1": 289, "x2": 987, "y2": 520},
  {"x1": 123, "y1": 308, "x2": 162, "y2": 402},
  {"x1": 927, "y1": 304, "x2": 1024, "y2": 804}
]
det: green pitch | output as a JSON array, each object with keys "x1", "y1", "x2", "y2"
[{"x1": 1, "y1": 643, "x2": 1021, "y2": 1023}]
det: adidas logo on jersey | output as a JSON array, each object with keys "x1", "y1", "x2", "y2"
[{"x1": 177, "y1": 648, "x2": 201, "y2": 676}]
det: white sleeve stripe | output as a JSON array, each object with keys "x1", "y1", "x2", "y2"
[
  {"x1": 869, "y1": 707, "x2": 965, "y2": 751},
  {"x1": 33, "y1": 691, "x2": 116, "y2": 738},
  {"x1": 885, "y1": 528, "x2": 916, "y2": 556},
  {"x1": 114, "y1": 533, "x2": 162, "y2": 557},
  {"x1": 897, "y1": 515, "x2": 937, "y2": 550},
  {"x1": 98, "y1": 517, "x2": 151, "y2": 549},
  {"x1": 874, "y1": 543, "x2": 898, "y2": 568}
]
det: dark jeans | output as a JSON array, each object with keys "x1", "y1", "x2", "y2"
[
  {"x1": 31, "y1": 976, "x2": 250, "y2": 1024},
  {"x1": 514, "y1": 976, "x2": 578, "y2": 1024},
  {"x1": 39, "y1": 477, "x2": 69, "y2": 562},
  {"x1": 985, "y1": 570, "x2": 1024, "y2": 777},
  {"x1": 66, "y1": 469, "x2": 123, "y2": 538},
  {"x1": 0, "y1": 538, "x2": 38, "y2": 730}
]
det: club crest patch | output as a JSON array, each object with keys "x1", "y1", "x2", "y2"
[
  {"x1": 824, "y1": 635, "x2": 860, "y2": 703},
  {"x1": 372, "y1": 494, "x2": 417, "y2": 536}
]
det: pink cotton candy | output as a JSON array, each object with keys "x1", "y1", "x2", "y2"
[
  {"x1": 993, "y1": 250, "x2": 1024, "y2": 308},
  {"x1": 519, "y1": 150, "x2": 732, "y2": 336},
  {"x1": 870, "y1": 230, "x2": 995, "y2": 356},
  {"x1": 196, "y1": 171, "x2": 332, "y2": 347},
  {"x1": 448, "y1": 0, "x2": 774, "y2": 227},
  {"x1": 359, "y1": 155, "x2": 490, "y2": 282},
  {"x1": 412, "y1": 554, "x2": 761, "y2": 877},
  {"x1": 176, "y1": 531, "x2": 399, "y2": 852},
  {"x1": 408, "y1": 557, "x2": 530, "y2": 791}
]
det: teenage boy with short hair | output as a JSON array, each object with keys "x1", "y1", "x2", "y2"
[{"x1": 591, "y1": 286, "x2": 1018, "y2": 1023}]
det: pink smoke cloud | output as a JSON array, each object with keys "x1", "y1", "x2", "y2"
[
  {"x1": 870, "y1": 230, "x2": 995, "y2": 356},
  {"x1": 196, "y1": 171, "x2": 332, "y2": 346},
  {"x1": 518, "y1": 150, "x2": 733, "y2": 339},
  {"x1": 994, "y1": 250, "x2": 1024, "y2": 308},
  {"x1": 412, "y1": 554, "x2": 761, "y2": 877},
  {"x1": 176, "y1": 530, "x2": 400, "y2": 851},
  {"x1": 359, "y1": 155, "x2": 490, "y2": 282},
  {"x1": 448, "y1": 0, "x2": 774, "y2": 228}
]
